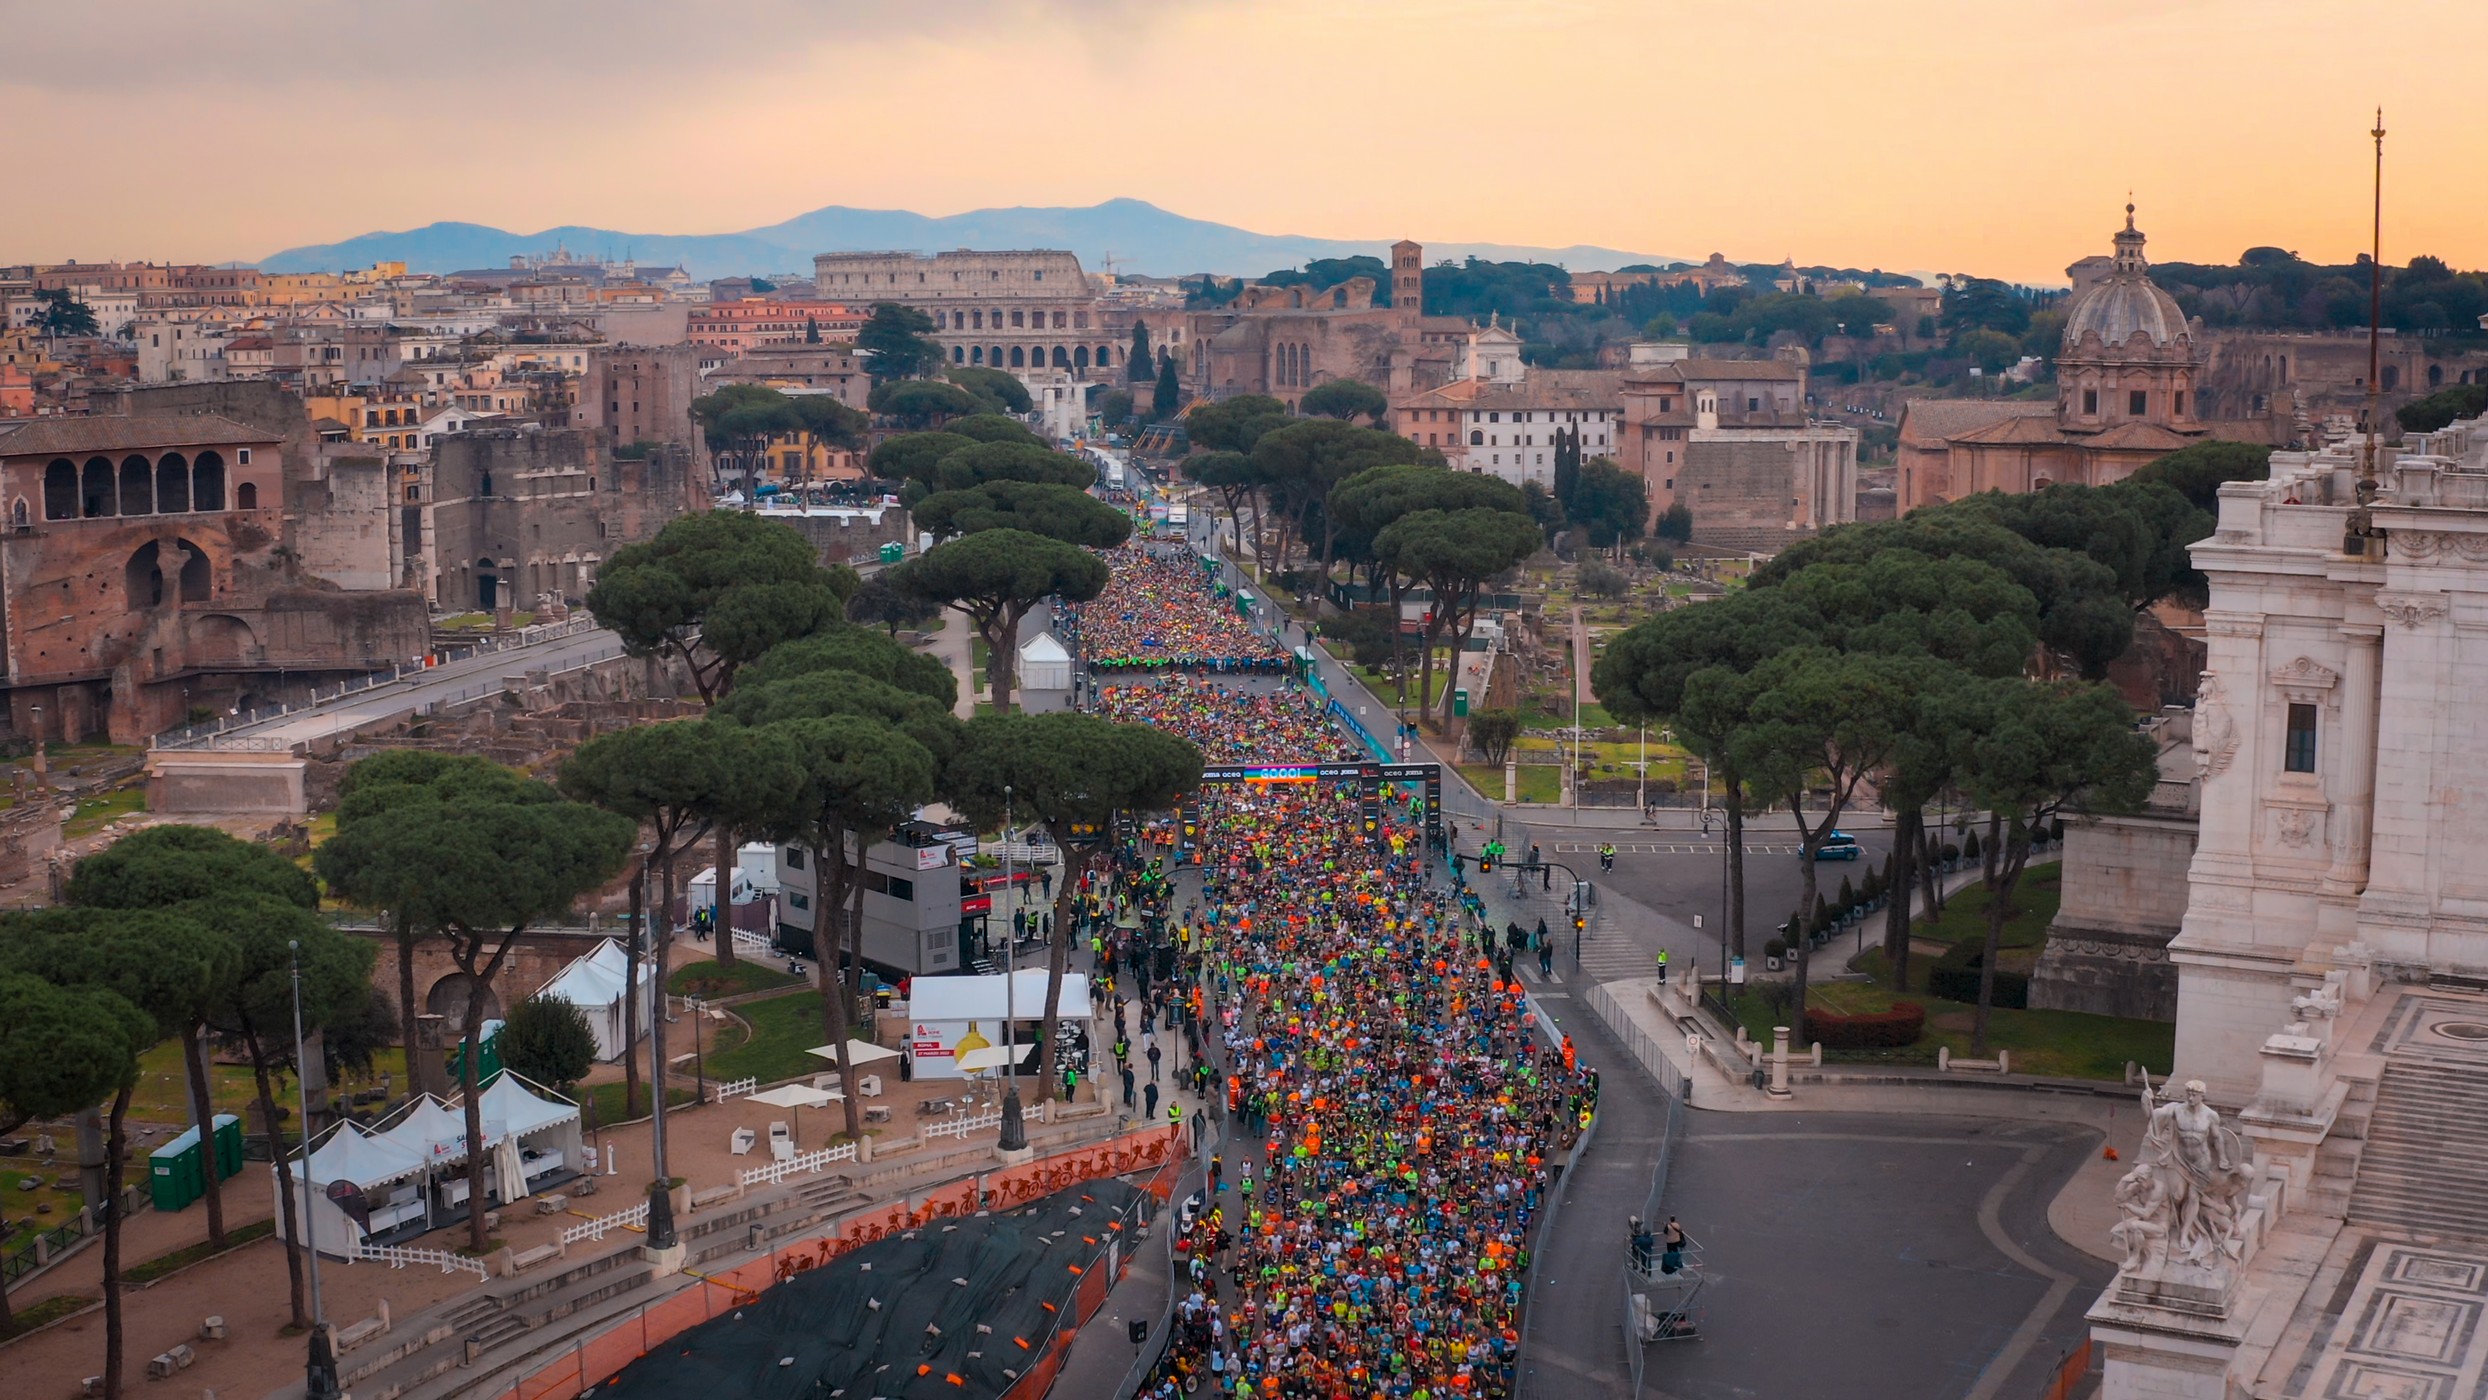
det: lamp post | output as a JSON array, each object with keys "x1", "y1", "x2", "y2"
[
  {"x1": 998, "y1": 785, "x2": 1028, "y2": 1153},
  {"x1": 292, "y1": 939, "x2": 342, "y2": 1400}
]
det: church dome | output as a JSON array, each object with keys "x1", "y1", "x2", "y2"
[{"x1": 2061, "y1": 207, "x2": 2190, "y2": 351}]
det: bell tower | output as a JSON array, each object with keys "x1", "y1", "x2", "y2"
[{"x1": 1391, "y1": 240, "x2": 1423, "y2": 325}]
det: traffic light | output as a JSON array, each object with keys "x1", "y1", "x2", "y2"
[
  {"x1": 1478, "y1": 852, "x2": 1494, "y2": 873},
  {"x1": 1573, "y1": 916, "x2": 1586, "y2": 933}
]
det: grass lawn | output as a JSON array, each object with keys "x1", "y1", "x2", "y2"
[
  {"x1": 1914, "y1": 862, "x2": 2062, "y2": 949},
  {"x1": 1352, "y1": 664, "x2": 1450, "y2": 710},
  {"x1": 702, "y1": 989, "x2": 832, "y2": 1087},
  {"x1": 970, "y1": 637, "x2": 990, "y2": 695},
  {"x1": 124, "y1": 1218, "x2": 274, "y2": 1284},
  {"x1": 65, "y1": 787, "x2": 145, "y2": 838},
  {"x1": 582, "y1": 1082, "x2": 697, "y2": 1130},
  {"x1": 1718, "y1": 861, "x2": 2168, "y2": 1081},
  {"x1": 435, "y1": 611, "x2": 536, "y2": 631},
  {"x1": 128, "y1": 1042, "x2": 410, "y2": 1134},
  {"x1": 0, "y1": 1293, "x2": 96, "y2": 1341},
  {"x1": 1457, "y1": 764, "x2": 1562, "y2": 804},
  {"x1": 1519, "y1": 701, "x2": 1617, "y2": 730},
  {"x1": 669, "y1": 959, "x2": 801, "y2": 999}
]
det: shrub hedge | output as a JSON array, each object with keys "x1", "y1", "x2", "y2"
[
  {"x1": 1929, "y1": 944, "x2": 2030, "y2": 1009},
  {"x1": 1806, "y1": 1000, "x2": 1926, "y2": 1049}
]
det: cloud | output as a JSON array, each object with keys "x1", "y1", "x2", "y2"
[{"x1": 7, "y1": 0, "x2": 1189, "y2": 93}]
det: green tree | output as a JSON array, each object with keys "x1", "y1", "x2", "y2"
[
  {"x1": 1128, "y1": 322, "x2": 1152, "y2": 383},
  {"x1": 732, "y1": 625, "x2": 958, "y2": 709},
  {"x1": 868, "y1": 430, "x2": 975, "y2": 484},
  {"x1": 945, "y1": 366, "x2": 1035, "y2": 414},
  {"x1": 910, "y1": 480, "x2": 1133, "y2": 547},
  {"x1": 1188, "y1": 450, "x2": 1270, "y2": 565},
  {"x1": 0, "y1": 974, "x2": 148, "y2": 1332},
  {"x1": 947, "y1": 412, "x2": 1044, "y2": 446},
  {"x1": 869, "y1": 378, "x2": 984, "y2": 428},
  {"x1": 1468, "y1": 707, "x2": 1522, "y2": 764},
  {"x1": 34, "y1": 288, "x2": 100, "y2": 339},
  {"x1": 1096, "y1": 388, "x2": 1135, "y2": 430},
  {"x1": 1952, "y1": 328, "x2": 2023, "y2": 376},
  {"x1": 1254, "y1": 419, "x2": 1438, "y2": 584},
  {"x1": 1299, "y1": 378, "x2": 1389, "y2": 424},
  {"x1": 691, "y1": 383, "x2": 800, "y2": 488},
  {"x1": 501, "y1": 993, "x2": 599, "y2": 1095},
  {"x1": 586, "y1": 510, "x2": 856, "y2": 704},
  {"x1": 763, "y1": 713, "x2": 940, "y2": 1138},
  {"x1": 1374, "y1": 507, "x2": 1543, "y2": 728},
  {"x1": 1521, "y1": 480, "x2": 1568, "y2": 547},
  {"x1": 892, "y1": 438, "x2": 1094, "y2": 507},
  {"x1": 1948, "y1": 679, "x2": 2159, "y2": 1051},
  {"x1": 1655, "y1": 500, "x2": 1694, "y2": 543},
  {"x1": 557, "y1": 724, "x2": 740, "y2": 1120},
  {"x1": 1331, "y1": 466, "x2": 1525, "y2": 699},
  {"x1": 1568, "y1": 458, "x2": 1649, "y2": 552},
  {"x1": 856, "y1": 303, "x2": 944, "y2": 381},
  {"x1": 1641, "y1": 313, "x2": 1679, "y2": 340},
  {"x1": 1825, "y1": 294, "x2": 1894, "y2": 337},
  {"x1": 2126, "y1": 440, "x2": 2274, "y2": 510},
  {"x1": 67, "y1": 825, "x2": 321, "y2": 1250},
  {"x1": 846, "y1": 575, "x2": 942, "y2": 637},
  {"x1": 1707, "y1": 648, "x2": 1923, "y2": 1045},
  {"x1": 1154, "y1": 349, "x2": 1182, "y2": 420},
  {"x1": 689, "y1": 723, "x2": 805, "y2": 980},
  {"x1": 890, "y1": 529, "x2": 1109, "y2": 710},
  {"x1": 1184, "y1": 394, "x2": 1290, "y2": 454},
  {"x1": 788, "y1": 394, "x2": 869, "y2": 492},
  {"x1": 943, "y1": 715, "x2": 1202, "y2": 1099},
  {"x1": 319, "y1": 760, "x2": 633, "y2": 1251},
  {"x1": 2398, "y1": 384, "x2": 2488, "y2": 434},
  {"x1": 1576, "y1": 558, "x2": 1626, "y2": 598},
  {"x1": 0, "y1": 907, "x2": 227, "y2": 1395},
  {"x1": 184, "y1": 896, "x2": 372, "y2": 1332}
]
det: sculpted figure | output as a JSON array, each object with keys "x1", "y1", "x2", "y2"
[{"x1": 2126, "y1": 1075, "x2": 2254, "y2": 1269}]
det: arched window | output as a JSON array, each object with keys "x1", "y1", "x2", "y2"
[
  {"x1": 1052, "y1": 345, "x2": 1069, "y2": 368},
  {"x1": 119, "y1": 455, "x2": 153, "y2": 515},
  {"x1": 1470, "y1": 430, "x2": 1485, "y2": 445},
  {"x1": 43, "y1": 460, "x2": 76, "y2": 520},
  {"x1": 952, "y1": 345, "x2": 965, "y2": 363},
  {"x1": 235, "y1": 482, "x2": 258, "y2": 509},
  {"x1": 82, "y1": 457, "x2": 115, "y2": 518},
  {"x1": 9, "y1": 499, "x2": 25, "y2": 528},
  {"x1": 2429, "y1": 364, "x2": 2444, "y2": 388},
  {"x1": 970, "y1": 345, "x2": 984, "y2": 365},
  {"x1": 990, "y1": 345, "x2": 1002, "y2": 366},
  {"x1": 157, "y1": 454, "x2": 191, "y2": 513},
  {"x1": 2383, "y1": 365, "x2": 2400, "y2": 392},
  {"x1": 1074, "y1": 345, "x2": 1090, "y2": 370},
  {"x1": 193, "y1": 451, "x2": 227, "y2": 511},
  {"x1": 1010, "y1": 346, "x2": 1025, "y2": 367},
  {"x1": 1097, "y1": 345, "x2": 1111, "y2": 367}
]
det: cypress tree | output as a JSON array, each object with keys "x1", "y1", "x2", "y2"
[{"x1": 1154, "y1": 348, "x2": 1181, "y2": 419}]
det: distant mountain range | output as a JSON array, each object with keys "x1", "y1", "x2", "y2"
[{"x1": 255, "y1": 198, "x2": 1689, "y2": 282}]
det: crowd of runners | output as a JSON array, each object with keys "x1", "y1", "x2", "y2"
[
  {"x1": 1100, "y1": 778, "x2": 1585, "y2": 1399},
  {"x1": 1090, "y1": 674, "x2": 1361, "y2": 764},
  {"x1": 1061, "y1": 542, "x2": 1289, "y2": 672}
]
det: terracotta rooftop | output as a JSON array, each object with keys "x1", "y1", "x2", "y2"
[
  {"x1": 1397, "y1": 370, "x2": 1624, "y2": 412},
  {"x1": 0, "y1": 413, "x2": 276, "y2": 458},
  {"x1": 1621, "y1": 357, "x2": 1804, "y2": 385},
  {"x1": 2080, "y1": 421, "x2": 2201, "y2": 451},
  {"x1": 1897, "y1": 399, "x2": 2056, "y2": 444}
]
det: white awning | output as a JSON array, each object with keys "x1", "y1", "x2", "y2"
[
  {"x1": 906, "y1": 970, "x2": 1091, "y2": 1023},
  {"x1": 289, "y1": 1123, "x2": 427, "y2": 1190}
]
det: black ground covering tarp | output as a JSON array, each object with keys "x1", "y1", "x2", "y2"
[{"x1": 596, "y1": 1178, "x2": 1152, "y2": 1400}]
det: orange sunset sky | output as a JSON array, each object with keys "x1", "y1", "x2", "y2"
[{"x1": 6, "y1": 0, "x2": 2483, "y2": 282}]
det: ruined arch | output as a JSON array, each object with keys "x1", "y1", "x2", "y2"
[
  {"x1": 125, "y1": 541, "x2": 166, "y2": 608},
  {"x1": 190, "y1": 613, "x2": 257, "y2": 667},
  {"x1": 426, "y1": 972, "x2": 503, "y2": 1024},
  {"x1": 176, "y1": 537, "x2": 211, "y2": 601}
]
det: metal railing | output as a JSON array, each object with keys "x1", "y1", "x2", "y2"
[
  {"x1": 1513, "y1": 1094, "x2": 1602, "y2": 1400},
  {"x1": 1, "y1": 1218, "x2": 86, "y2": 1287},
  {"x1": 557, "y1": 1200, "x2": 648, "y2": 1246},
  {"x1": 736, "y1": 1140, "x2": 858, "y2": 1188},
  {"x1": 354, "y1": 1239, "x2": 490, "y2": 1279},
  {"x1": 1582, "y1": 980, "x2": 1690, "y2": 1103}
]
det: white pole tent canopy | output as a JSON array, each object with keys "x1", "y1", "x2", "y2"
[
  {"x1": 273, "y1": 1122, "x2": 431, "y2": 1257},
  {"x1": 901, "y1": 970, "x2": 1092, "y2": 1081},
  {"x1": 1017, "y1": 631, "x2": 1072, "y2": 692},
  {"x1": 375, "y1": 1094, "x2": 472, "y2": 1169},
  {"x1": 804, "y1": 1038, "x2": 902, "y2": 1067},
  {"x1": 473, "y1": 1070, "x2": 584, "y2": 1199},
  {"x1": 534, "y1": 937, "x2": 653, "y2": 1062}
]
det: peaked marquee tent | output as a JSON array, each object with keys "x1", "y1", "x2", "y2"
[{"x1": 535, "y1": 937, "x2": 653, "y2": 1062}]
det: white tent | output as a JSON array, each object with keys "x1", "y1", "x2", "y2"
[
  {"x1": 473, "y1": 1072, "x2": 584, "y2": 1199},
  {"x1": 902, "y1": 971, "x2": 1092, "y2": 1081},
  {"x1": 273, "y1": 1124, "x2": 430, "y2": 1257},
  {"x1": 1018, "y1": 631, "x2": 1071, "y2": 692},
  {"x1": 375, "y1": 1094, "x2": 471, "y2": 1168},
  {"x1": 534, "y1": 938, "x2": 652, "y2": 1062}
]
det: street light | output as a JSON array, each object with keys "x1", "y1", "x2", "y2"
[
  {"x1": 998, "y1": 785, "x2": 1028, "y2": 1153},
  {"x1": 291, "y1": 938, "x2": 343, "y2": 1400}
]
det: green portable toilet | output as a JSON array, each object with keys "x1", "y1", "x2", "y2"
[
  {"x1": 446, "y1": 1019, "x2": 505, "y2": 1083},
  {"x1": 211, "y1": 1114, "x2": 243, "y2": 1179},
  {"x1": 149, "y1": 1126, "x2": 206, "y2": 1212},
  {"x1": 1453, "y1": 688, "x2": 1471, "y2": 718},
  {"x1": 878, "y1": 541, "x2": 905, "y2": 564}
]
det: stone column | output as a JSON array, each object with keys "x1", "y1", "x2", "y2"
[
  {"x1": 1766, "y1": 1026, "x2": 1792, "y2": 1099},
  {"x1": 2321, "y1": 624, "x2": 2383, "y2": 896}
]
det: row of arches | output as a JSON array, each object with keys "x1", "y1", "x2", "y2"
[
  {"x1": 124, "y1": 538, "x2": 212, "y2": 607},
  {"x1": 44, "y1": 452, "x2": 247, "y2": 522},
  {"x1": 1273, "y1": 342, "x2": 1316, "y2": 388},
  {"x1": 945, "y1": 308, "x2": 1089, "y2": 331},
  {"x1": 950, "y1": 343, "x2": 1114, "y2": 371}
]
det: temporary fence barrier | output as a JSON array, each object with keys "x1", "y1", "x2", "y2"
[
  {"x1": 557, "y1": 1200, "x2": 648, "y2": 1246},
  {"x1": 355, "y1": 1239, "x2": 490, "y2": 1280},
  {"x1": 1582, "y1": 979, "x2": 1692, "y2": 1103},
  {"x1": 497, "y1": 1123, "x2": 1186, "y2": 1400},
  {"x1": 922, "y1": 1107, "x2": 1005, "y2": 1140},
  {"x1": 709, "y1": 1077, "x2": 757, "y2": 1104},
  {"x1": 1513, "y1": 1095, "x2": 1601, "y2": 1400},
  {"x1": 2039, "y1": 1338, "x2": 2096, "y2": 1400},
  {"x1": 735, "y1": 1140, "x2": 858, "y2": 1188}
]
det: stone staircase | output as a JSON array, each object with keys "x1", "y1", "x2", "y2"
[{"x1": 2347, "y1": 1059, "x2": 2488, "y2": 1240}]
